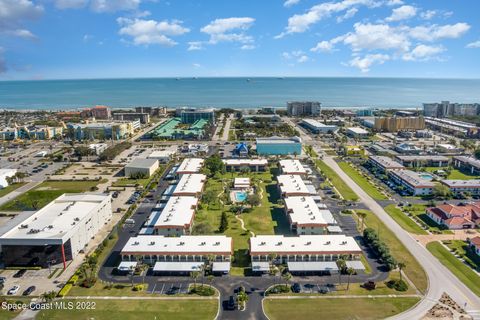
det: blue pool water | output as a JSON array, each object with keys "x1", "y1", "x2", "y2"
[
  {"x1": 419, "y1": 173, "x2": 434, "y2": 181},
  {"x1": 235, "y1": 191, "x2": 247, "y2": 202}
]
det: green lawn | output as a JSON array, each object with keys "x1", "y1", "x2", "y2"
[
  {"x1": 424, "y1": 167, "x2": 478, "y2": 180},
  {"x1": 264, "y1": 297, "x2": 420, "y2": 320},
  {"x1": 443, "y1": 240, "x2": 480, "y2": 271},
  {"x1": 402, "y1": 204, "x2": 453, "y2": 234},
  {"x1": 354, "y1": 209, "x2": 428, "y2": 293},
  {"x1": 36, "y1": 299, "x2": 218, "y2": 320},
  {"x1": 427, "y1": 241, "x2": 480, "y2": 297},
  {"x1": 112, "y1": 177, "x2": 150, "y2": 188},
  {"x1": 315, "y1": 160, "x2": 359, "y2": 201},
  {"x1": 0, "y1": 182, "x2": 27, "y2": 198},
  {"x1": 338, "y1": 162, "x2": 388, "y2": 200},
  {"x1": 0, "y1": 180, "x2": 105, "y2": 211},
  {"x1": 384, "y1": 204, "x2": 428, "y2": 235}
]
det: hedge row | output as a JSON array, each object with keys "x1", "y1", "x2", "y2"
[
  {"x1": 57, "y1": 274, "x2": 79, "y2": 297},
  {"x1": 363, "y1": 227, "x2": 397, "y2": 271}
]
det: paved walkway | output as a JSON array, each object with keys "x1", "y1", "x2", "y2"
[
  {"x1": 221, "y1": 114, "x2": 234, "y2": 141},
  {"x1": 414, "y1": 230, "x2": 477, "y2": 246},
  {"x1": 0, "y1": 181, "x2": 41, "y2": 207}
]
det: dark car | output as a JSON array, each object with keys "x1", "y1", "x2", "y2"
[
  {"x1": 226, "y1": 296, "x2": 237, "y2": 310},
  {"x1": 23, "y1": 286, "x2": 36, "y2": 296},
  {"x1": 291, "y1": 283, "x2": 301, "y2": 293},
  {"x1": 13, "y1": 269, "x2": 26, "y2": 278}
]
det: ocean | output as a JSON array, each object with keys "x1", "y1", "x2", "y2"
[{"x1": 1, "y1": 77, "x2": 480, "y2": 110}]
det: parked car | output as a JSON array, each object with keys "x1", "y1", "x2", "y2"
[
  {"x1": 0, "y1": 276, "x2": 6, "y2": 284},
  {"x1": 7, "y1": 285, "x2": 20, "y2": 295},
  {"x1": 23, "y1": 286, "x2": 36, "y2": 296},
  {"x1": 226, "y1": 296, "x2": 237, "y2": 310},
  {"x1": 13, "y1": 269, "x2": 26, "y2": 278},
  {"x1": 291, "y1": 283, "x2": 301, "y2": 293}
]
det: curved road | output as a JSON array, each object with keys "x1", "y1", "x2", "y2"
[{"x1": 321, "y1": 156, "x2": 480, "y2": 319}]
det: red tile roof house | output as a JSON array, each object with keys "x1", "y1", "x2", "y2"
[
  {"x1": 469, "y1": 237, "x2": 480, "y2": 256},
  {"x1": 426, "y1": 202, "x2": 480, "y2": 230}
]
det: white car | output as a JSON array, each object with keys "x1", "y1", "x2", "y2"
[{"x1": 7, "y1": 285, "x2": 20, "y2": 295}]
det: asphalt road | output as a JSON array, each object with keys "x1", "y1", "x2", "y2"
[{"x1": 321, "y1": 156, "x2": 480, "y2": 319}]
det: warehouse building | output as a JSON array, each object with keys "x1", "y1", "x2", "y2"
[
  {"x1": 256, "y1": 136, "x2": 302, "y2": 156},
  {"x1": 249, "y1": 235, "x2": 363, "y2": 274},
  {"x1": 120, "y1": 235, "x2": 233, "y2": 274},
  {"x1": 300, "y1": 119, "x2": 337, "y2": 134},
  {"x1": 0, "y1": 193, "x2": 111, "y2": 269},
  {"x1": 346, "y1": 127, "x2": 369, "y2": 138},
  {"x1": 124, "y1": 158, "x2": 159, "y2": 178}
]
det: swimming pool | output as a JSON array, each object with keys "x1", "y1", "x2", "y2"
[
  {"x1": 234, "y1": 191, "x2": 247, "y2": 202},
  {"x1": 419, "y1": 173, "x2": 434, "y2": 181}
]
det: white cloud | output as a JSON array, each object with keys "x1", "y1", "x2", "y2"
[
  {"x1": 241, "y1": 44, "x2": 255, "y2": 50},
  {"x1": 386, "y1": 5, "x2": 417, "y2": 22},
  {"x1": 192, "y1": 63, "x2": 201, "y2": 68},
  {"x1": 337, "y1": 7, "x2": 358, "y2": 23},
  {"x1": 297, "y1": 55, "x2": 309, "y2": 63},
  {"x1": 276, "y1": 0, "x2": 381, "y2": 38},
  {"x1": 348, "y1": 53, "x2": 389, "y2": 72},
  {"x1": 187, "y1": 41, "x2": 203, "y2": 51},
  {"x1": 117, "y1": 18, "x2": 190, "y2": 46},
  {"x1": 343, "y1": 23, "x2": 410, "y2": 52},
  {"x1": 408, "y1": 23, "x2": 471, "y2": 42},
  {"x1": 403, "y1": 44, "x2": 444, "y2": 61},
  {"x1": 284, "y1": 0, "x2": 300, "y2": 7},
  {"x1": 201, "y1": 17, "x2": 255, "y2": 44},
  {"x1": 466, "y1": 40, "x2": 480, "y2": 49},
  {"x1": 311, "y1": 40, "x2": 334, "y2": 52},
  {"x1": 282, "y1": 50, "x2": 310, "y2": 63},
  {"x1": 0, "y1": 0, "x2": 43, "y2": 39},
  {"x1": 90, "y1": 0, "x2": 141, "y2": 13},
  {"x1": 54, "y1": 0, "x2": 88, "y2": 9},
  {"x1": 386, "y1": 0, "x2": 403, "y2": 5},
  {"x1": 420, "y1": 10, "x2": 436, "y2": 20},
  {"x1": 83, "y1": 34, "x2": 93, "y2": 42}
]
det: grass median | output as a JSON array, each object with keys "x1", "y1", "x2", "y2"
[
  {"x1": 36, "y1": 299, "x2": 218, "y2": 320},
  {"x1": 338, "y1": 162, "x2": 388, "y2": 201},
  {"x1": 355, "y1": 209, "x2": 428, "y2": 293},
  {"x1": 315, "y1": 160, "x2": 359, "y2": 201},
  {"x1": 263, "y1": 297, "x2": 420, "y2": 320},
  {"x1": 426, "y1": 241, "x2": 480, "y2": 297},
  {"x1": 0, "y1": 182, "x2": 27, "y2": 198},
  {"x1": 384, "y1": 204, "x2": 428, "y2": 235}
]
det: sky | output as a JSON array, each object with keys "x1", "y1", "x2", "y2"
[{"x1": 0, "y1": 0, "x2": 479, "y2": 80}]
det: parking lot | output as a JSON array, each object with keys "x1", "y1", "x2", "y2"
[
  {"x1": 147, "y1": 281, "x2": 190, "y2": 295},
  {"x1": 1, "y1": 268, "x2": 59, "y2": 296}
]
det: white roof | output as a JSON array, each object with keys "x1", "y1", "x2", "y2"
[
  {"x1": 277, "y1": 175, "x2": 310, "y2": 196},
  {"x1": 212, "y1": 262, "x2": 231, "y2": 272},
  {"x1": 0, "y1": 193, "x2": 110, "y2": 242},
  {"x1": 176, "y1": 158, "x2": 204, "y2": 174},
  {"x1": 223, "y1": 159, "x2": 268, "y2": 166},
  {"x1": 126, "y1": 157, "x2": 158, "y2": 169},
  {"x1": 279, "y1": 160, "x2": 306, "y2": 175},
  {"x1": 154, "y1": 196, "x2": 198, "y2": 228},
  {"x1": 121, "y1": 235, "x2": 232, "y2": 255},
  {"x1": 252, "y1": 261, "x2": 270, "y2": 272},
  {"x1": 249, "y1": 235, "x2": 362, "y2": 255},
  {"x1": 441, "y1": 180, "x2": 480, "y2": 188},
  {"x1": 346, "y1": 260, "x2": 365, "y2": 270},
  {"x1": 148, "y1": 149, "x2": 176, "y2": 159},
  {"x1": 437, "y1": 144, "x2": 457, "y2": 150},
  {"x1": 173, "y1": 174, "x2": 206, "y2": 196},
  {"x1": 117, "y1": 261, "x2": 138, "y2": 271},
  {"x1": 369, "y1": 156, "x2": 405, "y2": 170},
  {"x1": 234, "y1": 178, "x2": 250, "y2": 185},
  {"x1": 301, "y1": 119, "x2": 337, "y2": 129},
  {"x1": 284, "y1": 196, "x2": 334, "y2": 226},
  {"x1": 347, "y1": 127, "x2": 369, "y2": 134},
  {"x1": 287, "y1": 261, "x2": 339, "y2": 272},
  {"x1": 153, "y1": 262, "x2": 203, "y2": 272},
  {"x1": 389, "y1": 170, "x2": 435, "y2": 188}
]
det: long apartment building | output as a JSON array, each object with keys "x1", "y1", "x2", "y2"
[
  {"x1": 277, "y1": 174, "x2": 311, "y2": 197},
  {"x1": 223, "y1": 159, "x2": 268, "y2": 172},
  {"x1": 368, "y1": 155, "x2": 405, "y2": 173},
  {"x1": 453, "y1": 156, "x2": 480, "y2": 175},
  {"x1": 388, "y1": 170, "x2": 435, "y2": 196},
  {"x1": 249, "y1": 235, "x2": 362, "y2": 273},
  {"x1": 176, "y1": 158, "x2": 204, "y2": 176},
  {"x1": 440, "y1": 180, "x2": 480, "y2": 196},
  {"x1": 423, "y1": 101, "x2": 480, "y2": 118},
  {"x1": 395, "y1": 155, "x2": 449, "y2": 168},
  {"x1": 284, "y1": 196, "x2": 335, "y2": 235},
  {"x1": 120, "y1": 235, "x2": 233, "y2": 274},
  {"x1": 172, "y1": 174, "x2": 206, "y2": 197},
  {"x1": 279, "y1": 159, "x2": 307, "y2": 175}
]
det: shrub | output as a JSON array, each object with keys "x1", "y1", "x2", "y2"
[
  {"x1": 265, "y1": 284, "x2": 291, "y2": 296},
  {"x1": 132, "y1": 284, "x2": 145, "y2": 292},
  {"x1": 190, "y1": 286, "x2": 215, "y2": 296},
  {"x1": 363, "y1": 227, "x2": 397, "y2": 271},
  {"x1": 386, "y1": 279, "x2": 408, "y2": 292}
]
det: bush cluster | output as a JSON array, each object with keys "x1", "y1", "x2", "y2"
[{"x1": 363, "y1": 227, "x2": 397, "y2": 271}]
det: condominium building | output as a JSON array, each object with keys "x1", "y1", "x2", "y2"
[
  {"x1": 373, "y1": 117, "x2": 425, "y2": 132},
  {"x1": 176, "y1": 158, "x2": 204, "y2": 175},
  {"x1": 279, "y1": 160, "x2": 306, "y2": 175},
  {"x1": 172, "y1": 174, "x2": 206, "y2": 197},
  {"x1": 223, "y1": 159, "x2": 268, "y2": 172},
  {"x1": 441, "y1": 180, "x2": 480, "y2": 196},
  {"x1": 249, "y1": 235, "x2": 362, "y2": 273},
  {"x1": 81, "y1": 105, "x2": 112, "y2": 119},
  {"x1": 0, "y1": 193, "x2": 112, "y2": 269},
  {"x1": 388, "y1": 170, "x2": 435, "y2": 196},
  {"x1": 368, "y1": 156, "x2": 405, "y2": 173},
  {"x1": 425, "y1": 117, "x2": 478, "y2": 137},
  {"x1": 423, "y1": 101, "x2": 480, "y2": 118},
  {"x1": 113, "y1": 112, "x2": 150, "y2": 124},
  {"x1": 453, "y1": 156, "x2": 480, "y2": 175},
  {"x1": 120, "y1": 235, "x2": 232, "y2": 274},
  {"x1": 277, "y1": 174, "x2": 310, "y2": 197},
  {"x1": 395, "y1": 155, "x2": 449, "y2": 168},
  {"x1": 146, "y1": 196, "x2": 199, "y2": 236},
  {"x1": 284, "y1": 196, "x2": 335, "y2": 235},
  {"x1": 287, "y1": 101, "x2": 321, "y2": 116},
  {"x1": 176, "y1": 108, "x2": 215, "y2": 124}
]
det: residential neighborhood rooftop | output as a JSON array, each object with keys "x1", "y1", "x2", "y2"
[
  {"x1": 176, "y1": 158, "x2": 204, "y2": 174},
  {"x1": 279, "y1": 159, "x2": 306, "y2": 175}
]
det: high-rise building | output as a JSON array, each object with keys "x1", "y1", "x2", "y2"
[
  {"x1": 373, "y1": 116, "x2": 425, "y2": 132},
  {"x1": 176, "y1": 108, "x2": 215, "y2": 124},
  {"x1": 423, "y1": 101, "x2": 480, "y2": 118},
  {"x1": 287, "y1": 101, "x2": 321, "y2": 116}
]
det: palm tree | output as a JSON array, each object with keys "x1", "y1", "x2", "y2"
[
  {"x1": 357, "y1": 212, "x2": 367, "y2": 233},
  {"x1": 190, "y1": 271, "x2": 200, "y2": 289},
  {"x1": 397, "y1": 262, "x2": 406, "y2": 282},
  {"x1": 346, "y1": 267, "x2": 355, "y2": 290},
  {"x1": 282, "y1": 272, "x2": 292, "y2": 288},
  {"x1": 336, "y1": 259, "x2": 346, "y2": 286},
  {"x1": 207, "y1": 275, "x2": 215, "y2": 288}
]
